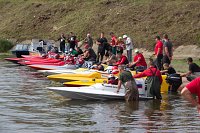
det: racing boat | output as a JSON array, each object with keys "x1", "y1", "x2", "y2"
[
  {"x1": 27, "y1": 64, "x2": 77, "y2": 70},
  {"x1": 4, "y1": 57, "x2": 23, "y2": 64},
  {"x1": 48, "y1": 79, "x2": 153, "y2": 100}
]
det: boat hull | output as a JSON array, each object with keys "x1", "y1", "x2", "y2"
[{"x1": 48, "y1": 82, "x2": 151, "y2": 100}]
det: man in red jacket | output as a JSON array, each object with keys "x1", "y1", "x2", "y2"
[
  {"x1": 133, "y1": 58, "x2": 162, "y2": 99},
  {"x1": 115, "y1": 51, "x2": 129, "y2": 65},
  {"x1": 129, "y1": 49, "x2": 147, "y2": 71},
  {"x1": 110, "y1": 32, "x2": 117, "y2": 55},
  {"x1": 154, "y1": 36, "x2": 163, "y2": 70}
]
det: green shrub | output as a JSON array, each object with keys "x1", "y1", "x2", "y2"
[{"x1": 0, "y1": 39, "x2": 14, "y2": 52}]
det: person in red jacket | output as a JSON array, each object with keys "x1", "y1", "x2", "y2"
[
  {"x1": 133, "y1": 58, "x2": 162, "y2": 99},
  {"x1": 115, "y1": 51, "x2": 129, "y2": 65},
  {"x1": 154, "y1": 36, "x2": 163, "y2": 70},
  {"x1": 181, "y1": 77, "x2": 200, "y2": 113},
  {"x1": 110, "y1": 32, "x2": 117, "y2": 55},
  {"x1": 129, "y1": 49, "x2": 147, "y2": 71}
]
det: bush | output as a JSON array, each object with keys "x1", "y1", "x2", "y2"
[{"x1": 0, "y1": 39, "x2": 14, "y2": 52}]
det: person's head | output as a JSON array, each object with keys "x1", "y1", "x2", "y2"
[
  {"x1": 118, "y1": 65, "x2": 126, "y2": 72},
  {"x1": 118, "y1": 37, "x2": 122, "y2": 41},
  {"x1": 122, "y1": 34, "x2": 128, "y2": 40},
  {"x1": 163, "y1": 63, "x2": 170, "y2": 70},
  {"x1": 134, "y1": 49, "x2": 140, "y2": 54},
  {"x1": 155, "y1": 35, "x2": 161, "y2": 41},
  {"x1": 148, "y1": 58, "x2": 155, "y2": 67},
  {"x1": 70, "y1": 32, "x2": 74, "y2": 36},
  {"x1": 50, "y1": 47, "x2": 56, "y2": 53},
  {"x1": 87, "y1": 33, "x2": 91, "y2": 37},
  {"x1": 100, "y1": 32, "x2": 104, "y2": 38},
  {"x1": 187, "y1": 57, "x2": 193, "y2": 64},
  {"x1": 97, "y1": 64, "x2": 104, "y2": 71},
  {"x1": 163, "y1": 34, "x2": 168, "y2": 39},
  {"x1": 110, "y1": 32, "x2": 114, "y2": 37}
]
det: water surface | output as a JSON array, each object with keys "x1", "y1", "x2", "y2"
[{"x1": 0, "y1": 61, "x2": 200, "y2": 133}]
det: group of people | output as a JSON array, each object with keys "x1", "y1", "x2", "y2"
[{"x1": 58, "y1": 32, "x2": 200, "y2": 112}]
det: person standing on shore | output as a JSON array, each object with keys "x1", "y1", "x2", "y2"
[
  {"x1": 181, "y1": 77, "x2": 200, "y2": 113},
  {"x1": 58, "y1": 33, "x2": 66, "y2": 53},
  {"x1": 154, "y1": 35, "x2": 163, "y2": 70},
  {"x1": 162, "y1": 34, "x2": 173, "y2": 65},
  {"x1": 84, "y1": 33, "x2": 93, "y2": 48},
  {"x1": 96, "y1": 32, "x2": 107, "y2": 62},
  {"x1": 123, "y1": 34, "x2": 133, "y2": 62},
  {"x1": 110, "y1": 32, "x2": 117, "y2": 55},
  {"x1": 68, "y1": 32, "x2": 77, "y2": 50}
]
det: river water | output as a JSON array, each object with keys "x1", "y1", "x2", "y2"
[{"x1": 0, "y1": 61, "x2": 200, "y2": 133}]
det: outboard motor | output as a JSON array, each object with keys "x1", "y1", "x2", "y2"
[{"x1": 166, "y1": 73, "x2": 182, "y2": 92}]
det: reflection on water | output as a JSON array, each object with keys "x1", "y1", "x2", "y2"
[{"x1": 0, "y1": 61, "x2": 200, "y2": 133}]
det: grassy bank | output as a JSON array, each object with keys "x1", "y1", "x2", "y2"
[{"x1": 0, "y1": 0, "x2": 199, "y2": 49}]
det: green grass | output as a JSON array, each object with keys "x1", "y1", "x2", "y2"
[
  {"x1": 0, "y1": 0, "x2": 200, "y2": 49},
  {"x1": 0, "y1": 39, "x2": 14, "y2": 53}
]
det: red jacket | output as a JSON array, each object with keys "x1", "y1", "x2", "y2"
[
  {"x1": 116, "y1": 55, "x2": 129, "y2": 65},
  {"x1": 133, "y1": 53, "x2": 147, "y2": 67},
  {"x1": 110, "y1": 36, "x2": 117, "y2": 46},
  {"x1": 133, "y1": 66, "x2": 163, "y2": 84},
  {"x1": 154, "y1": 40, "x2": 163, "y2": 55}
]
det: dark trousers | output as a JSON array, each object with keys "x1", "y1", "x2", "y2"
[
  {"x1": 163, "y1": 55, "x2": 171, "y2": 64},
  {"x1": 155, "y1": 54, "x2": 163, "y2": 70},
  {"x1": 97, "y1": 52, "x2": 104, "y2": 63},
  {"x1": 60, "y1": 43, "x2": 65, "y2": 53}
]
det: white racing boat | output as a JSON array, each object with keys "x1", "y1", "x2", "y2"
[
  {"x1": 48, "y1": 79, "x2": 153, "y2": 100},
  {"x1": 38, "y1": 65, "x2": 113, "y2": 75},
  {"x1": 38, "y1": 68, "x2": 100, "y2": 75},
  {"x1": 28, "y1": 64, "x2": 77, "y2": 70}
]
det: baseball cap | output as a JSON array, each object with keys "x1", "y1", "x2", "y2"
[
  {"x1": 134, "y1": 49, "x2": 139, "y2": 53},
  {"x1": 122, "y1": 34, "x2": 128, "y2": 39}
]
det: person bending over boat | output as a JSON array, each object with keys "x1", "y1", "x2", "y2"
[
  {"x1": 115, "y1": 51, "x2": 129, "y2": 66},
  {"x1": 181, "y1": 57, "x2": 200, "y2": 81},
  {"x1": 161, "y1": 63, "x2": 176, "y2": 75},
  {"x1": 116, "y1": 65, "x2": 139, "y2": 101},
  {"x1": 161, "y1": 63, "x2": 182, "y2": 92},
  {"x1": 128, "y1": 49, "x2": 147, "y2": 72},
  {"x1": 102, "y1": 50, "x2": 118, "y2": 66},
  {"x1": 181, "y1": 77, "x2": 200, "y2": 114},
  {"x1": 133, "y1": 58, "x2": 162, "y2": 99}
]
